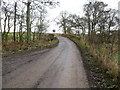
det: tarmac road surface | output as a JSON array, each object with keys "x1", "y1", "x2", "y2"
[{"x1": 3, "y1": 37, "x2": 89, "y2": 88}]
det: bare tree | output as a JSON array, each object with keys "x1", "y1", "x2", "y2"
[
  {"x1": 26, "y1": 0, "x2": 31, "y2": 43},
  {"x1": 56, "y1": 11, "x2": 69, "y2": 34},
  {"x1": 13, "y1": 2, "x2": 17, "y2": 42}
]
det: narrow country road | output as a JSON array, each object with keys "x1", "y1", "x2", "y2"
[{"x1": 3, "y1": 37, "x2": 89, "y2": 88}]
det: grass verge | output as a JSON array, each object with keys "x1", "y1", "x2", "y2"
[
  {"x1": 63, "y1": 34, "x2": 119, "y2": 88},
  {"x1": 2, "y1": 36, "x2": 59, "y2": 57}
]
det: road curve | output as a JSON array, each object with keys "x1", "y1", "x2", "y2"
[{"x1": 3, "y1": 37, "x2": 89, "y2": 88}]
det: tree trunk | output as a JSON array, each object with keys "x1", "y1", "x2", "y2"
[
  {"x1": 13, "y1": 2, "x2": 17, "y2": 42},
  {"x1": 33, "y1": 31, "x2": 35, "y2": 41},
  {"x1": 26, "y1": 1, "x2": 31, "y2": 43},
  {"x1": 19, "y1": 21, "x2": 22, "y2": 42},
  {"x1": 2, "y1": 11, "x2": 8, "y2": 41},
  {"x1": 5, "y1": 15, "x2": 10, "y2": 42},
  {"x1": 87, "y1": 16, "x2": 91, "y2": 42}
]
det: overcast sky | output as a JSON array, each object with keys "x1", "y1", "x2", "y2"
[
  {"x1": 47, "y1": 0, "x2": 120, "y2": 33},
  {"x1": 1, "y1": 0, "x2": 120, "y2": 33}
]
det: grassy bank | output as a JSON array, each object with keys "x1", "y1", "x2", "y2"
[
  {"x1": 2, "y1": 34, "x2": 59, "y2": 56},
  {"x1": 63, "y1": 34, "x2": 119, "y2": 88}
]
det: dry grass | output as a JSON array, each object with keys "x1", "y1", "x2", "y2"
[
  {"x1": 2, "y1": 38, "x2": 58, "y2": 56},
  {"x1": 64, "y1": 34, "x2": 119, "y2": 79},
  {"x1": 79, "y1": 36, "x2": 119, "y2": 79},
  {"x1": 63, "y1": 34, "x2": 119, "y2": 87}
]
